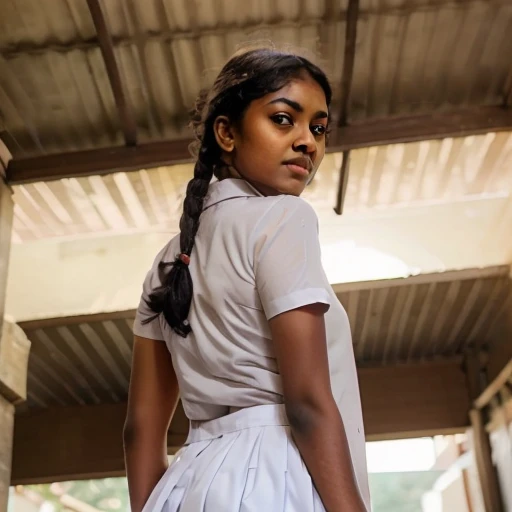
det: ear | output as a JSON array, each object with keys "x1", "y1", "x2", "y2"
[{"x1": 213, "y1": 115, "x2": 236, "y2": 153}]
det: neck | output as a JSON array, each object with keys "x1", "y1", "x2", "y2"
[
  {"x1": 215, "y1": 162, "x2": 282, "y2": 197},
  {"x1": 215, "y1": 162, "x2": 242, "y2": 181}
]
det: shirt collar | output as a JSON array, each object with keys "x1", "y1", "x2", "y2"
[{"x1": 203, "y1": 178, "x2": 265, "y2": 210}]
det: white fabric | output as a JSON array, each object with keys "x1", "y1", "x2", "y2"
[
  {"x1": 142, "y1": 405, "x2": 326, "y2": 512},
  {"x1": 134, "y1": 178, "x2": 371, "y2": 510}
]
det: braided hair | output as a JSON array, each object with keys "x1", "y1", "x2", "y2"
[{"x1": 144, "y1": 46, "x2": 332, "y2": 337}]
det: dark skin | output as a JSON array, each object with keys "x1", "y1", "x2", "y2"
[
  {"x1": 213, "y1": 73, "x2": 328, "y2": 196},
  {"x1": 124, "y1": 337, "x2": 180, "y2": 512},
  {"x1": 124, "y1": 74, "x2": 366, "y2": 511}
]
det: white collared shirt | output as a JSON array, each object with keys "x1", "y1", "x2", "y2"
[{"x1": 134, "y1": 178, "x2": 370, "y2": 503}]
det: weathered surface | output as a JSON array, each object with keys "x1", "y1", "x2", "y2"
[
  {"x1": 0, "y1": 322, "x2": 30, "y2": 404},
  {"x1": 0, "y1": 142, "x2": 17, "y2": 512},
  {"x1": 0, "y1": 396, "x2": 14, "y2": 512},
  {"x1": 0, "y1": 178, "x2": 13, "y2": 340}
]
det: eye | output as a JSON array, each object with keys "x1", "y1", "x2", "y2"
[
  {"x1": 271, "y1": 113, "x2": 293, "y2": 126},
  {"x1": 311, "y1": 124, "x2": 327, "y2": 136}
]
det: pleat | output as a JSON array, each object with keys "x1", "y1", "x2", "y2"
[
  {"x1": 142, "y1": 439, "x2": 212, "y2": 512},
  {"x1": 178, "y1": 430, "x2": 241, "y2": 510},
  {"x1": 203, "y1": 427, "x2": 264, "y2": 510},
  {"x1": 162, "y1": 482, "x2": 186, "y2": 512},
  {"x1": 240, "y1": 426, "x2": 289, "y2": 512},
  {"x1": 144, "y1": 417, "x2": 326, "y2": 511}
]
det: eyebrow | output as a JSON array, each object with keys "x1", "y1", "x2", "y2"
[{"x1": 268, "y1": 97, "x2": 328, "y2": 119}]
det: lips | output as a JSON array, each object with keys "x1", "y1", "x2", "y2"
[{"x1": 283, "y1": 157, "x2": 313, "y2": 173}]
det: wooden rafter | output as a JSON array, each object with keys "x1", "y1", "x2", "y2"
[
  {"x1": 86, "y1": 0, "x2": 137, "y2": 146},
  {"x1": 7, "y1": 139, "x2": 191, "y2": 184},
  {"x1": 475, "y1": 358, "x2": 512, "y2": 410},
  {"x1": 335, "y1": 0, "x2": 359, "y2": 215},
  {"x1": 338, "y1": 0, "x2": 359, "y2": 126},
  {"x1": 330, "y1": 106, "x2": 512, "y2": 151},
  {"x1": 334, "y1": 151, "x2": 350, "y2": 215},
  {"x1": 504, "y1": 67, "x2": 512, "y2": 107},
  {"x1": 6, "y1": 105, "x2": 512, "y2": 185},
  {"x1": 464, "y1": 352, "x2": 504, "y2": 512}
]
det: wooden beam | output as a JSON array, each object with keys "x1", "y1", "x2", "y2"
[
  {"x1": 469, "y1": 409, "x2": 504, "y2": 512},
  {"x1": 504, "y1": 68, "x2": 512, "y2": 107},
  {"x1": 0, "y1": 175, "x2": 13, "y2": 335},
  {"x1": 334, "y1": 0, "x2": 359, "y2": 215},
  {"x1": 11, "y1": 401, "x2": 189, "y2": 485},
  {"x1": 464, "y1": 351, "x2": 504, "y2": 512},
  {"x1": 360, "y1": 361, "x2": 470, "y2": 441},
  {"x1": 338, "y1": 0, "x2": 359, "y2": 126},
  {"x1": 18, "y1": 309, "x2": 137, "y2": 331},
  {"x1": 11, "y1": 361, "x2": 469, "y2": 483},
  {"x1": 329, "y1": 105, "x2": 512, "y2": 152},
  {"x1": 6, "y1": 106, "x2": 512, "y2": 185},
  {"x1": 6, "y1": 139, "x2": 192, "y2": 184},
  {"x1": 475, "y1": 358, "x2": 512, "y2": 410},
  {"x1": 86, "y1": 0, "x2": 137, "y2": 146},
  {"x1": 334, "y1": 150, "x2": 351, "y2": 215},
  {"x1": 332, "y1": 265, "x2": 510, "y2": 295}
]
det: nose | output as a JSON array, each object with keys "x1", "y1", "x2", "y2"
[{"x1": 292, "y1": 125, "x2": 316, "y2": 155}]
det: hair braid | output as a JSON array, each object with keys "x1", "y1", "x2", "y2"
[{"x1": 143, "y1": 144, "x2": 215, "y2": 337}]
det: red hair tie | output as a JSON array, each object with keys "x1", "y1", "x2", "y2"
[{"x1": 179, "y1": 253, "x2": 191, "y2": 265}]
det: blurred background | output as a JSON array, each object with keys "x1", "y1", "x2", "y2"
[{"x1": 1, "y1": 0, "x2": 511, "y2": 510}]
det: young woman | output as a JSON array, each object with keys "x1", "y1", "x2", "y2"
[{"x1": 124, "y1": 47, "x2": 370, "y2": 512}]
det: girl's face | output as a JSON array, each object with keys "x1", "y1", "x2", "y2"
[{"x1": 214, "y1": 73, "x2": 329, "y2": 197}]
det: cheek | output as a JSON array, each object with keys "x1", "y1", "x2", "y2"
[
  {"x1": 240, "y1": 125, "x2": 283, "y2": 161},
  {"x1": 315, "y1": 140, "x2": 326, "y2": 160}
]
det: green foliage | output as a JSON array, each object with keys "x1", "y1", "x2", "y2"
[
  {"x1": 25, "y1": 478, "x2": 129, "y2": 511},
  {"x1": 25, "y1": 471, "x2": 441, "y2": 511},
  {"x1": 369, "y1": 471, "x2": 443, "y2": 512}
]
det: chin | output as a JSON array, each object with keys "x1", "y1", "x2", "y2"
[{"x1": 279, "y1": 181, "x2": 306, "y2": 197}]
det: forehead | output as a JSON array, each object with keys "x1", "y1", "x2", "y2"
[{"x1": 252, "y1": 75, "x2": 328, "y2": 112}]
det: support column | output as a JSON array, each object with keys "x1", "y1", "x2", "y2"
[
  {"x1": 0, "y1": 142, "x2": 13, "y2": 339},
  {"x1": 0, "y1": 141, "x2": 31, "y2": 512},
  {"x1": 0, "y1": 395, "x2": 14, "y2": 512},
  {"x1": 464, "y1": 351, "x2": 504, "y2": 512}
]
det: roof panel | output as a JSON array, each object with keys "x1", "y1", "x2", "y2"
[
  {"x1": 2, "y1": 0, "x2": 510, "y2": 157},
  {"x1": 18, "y1": 269, "x2": 511, "y2": 410},
  {"x1": 1, "y1": 48, "x2": 123, "y2": 156},
  {"x1": 9, "y1": 132, "x2": 512, "y2": 242},
  {"x1": 335, "y1": 268, "x2": 512, "y2": 364},
  {"x1": 351, "y1": 0, "x2": 512, "y2": 120},
  {"x1": 0, "y1": 0, "x2": 94, "y2": 49}
]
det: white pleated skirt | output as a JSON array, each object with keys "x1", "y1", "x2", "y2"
[{"x1": 142, "y1": 404, "x2": 326, "y2": 511}]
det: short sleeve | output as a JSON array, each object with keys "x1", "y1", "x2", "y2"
[
  {"x1": 133, "y1": 240, "x2": 175, "y2": 341},
  {"x1": 253, "y1": 196, "x2": 331, "y2": 320}
]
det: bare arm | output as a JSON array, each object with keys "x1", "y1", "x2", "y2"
[
  {"x1": 123, "y1": 336, "x2": 180, "y2": 512},
  {"x1": 270, "y1": 303, "x2": 367, "y2": 512}
]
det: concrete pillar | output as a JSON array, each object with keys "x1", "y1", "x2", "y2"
[
  {"x1": 0, "y1": 321, "x2": 31, "y2": 511},
  {"x1": 0, "y1": 395, "x2": 14, "y2": 512},
  {"x1": 0, "y1": 142, "x2": 31, "y2": 512},
  {"x1": 0, "y1": 143, "x2": 13, "y2": 339}
]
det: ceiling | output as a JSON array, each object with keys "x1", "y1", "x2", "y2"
[
  {"x1": 0, "y1": 0, "x2": 510, "y2": 158},
  {"x1": 9, "y1": 131, "x2": 512, "y2": 243},
  {"x1": 2, "y1": 0, "x2": 512, "y2": 419},
  {"x1": 16, "y1": 266, "x2": 511, "y2": 413}
]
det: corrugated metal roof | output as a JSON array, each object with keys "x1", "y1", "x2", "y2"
[
  {"x1": 1, "y1": 0, "x2": 511, "y2": 157},
  {"x1": 10, "y1": 132, "x2": 512, "y2": 242},
  {"x1": 11, "y1": 163, "x2": 192, "y2": 241},
  {"x1": 351, "y1": 0, "x2": 512, "y2": 119},
  {"x1": 335, "y1": 267, "x2": 512, "y2": 364},
  {"x1": 17, "y1": 267, "x2": 511, "y2": 411},
  {"x1": 20, "y1": 311, "x2": 135, "y2": 410}
]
